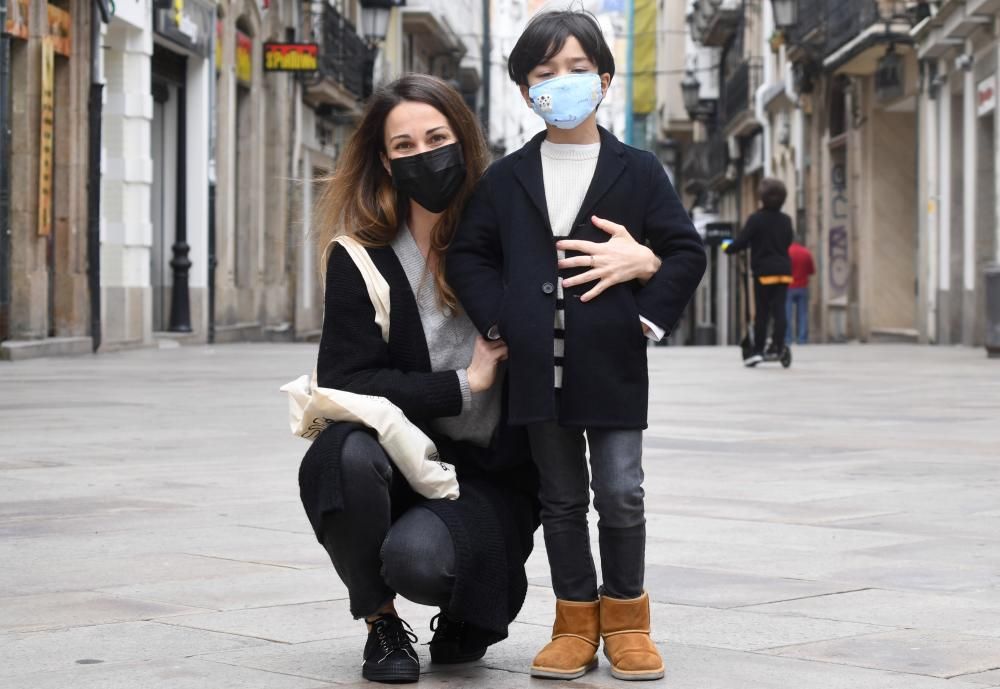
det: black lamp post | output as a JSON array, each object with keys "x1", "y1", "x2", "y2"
[{"x1": 771, "y1": 0, "x2": 798, "y2": 30}]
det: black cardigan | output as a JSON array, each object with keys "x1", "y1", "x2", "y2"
[{"x1": 298, "y1": 242, "x2": 539, "y2": 647}]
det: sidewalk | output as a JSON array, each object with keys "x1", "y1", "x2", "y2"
[{"x1": 2, "y1": 343, "x2": 1000, "y2": 688}]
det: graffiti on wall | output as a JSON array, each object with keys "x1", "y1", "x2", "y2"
[{"x1": 828, "y1": 153, "x2": 849, "y2": 304}]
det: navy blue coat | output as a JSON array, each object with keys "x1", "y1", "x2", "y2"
[{"x1": 447, "y1": 128, "x2": 707, "y2": 429}]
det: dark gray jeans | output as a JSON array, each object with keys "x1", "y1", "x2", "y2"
[
  {"x1": 527, "y1": 422, "x2": 646, "y2": 602},
  {"x1": 320, "y1": 431, "x2": 456, "y2": 619}
]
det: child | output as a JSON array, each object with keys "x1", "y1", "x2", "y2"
[
  {"x1": 447, "y1": 9, "x2": 706, "y2": 681},
  {"x1": 724, "y1": 178, "x2": 795, "y2": 366}
]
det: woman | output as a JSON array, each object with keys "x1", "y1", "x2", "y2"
[{"x1": 298, "y1": 74, "x2": 665, "y2": 685}]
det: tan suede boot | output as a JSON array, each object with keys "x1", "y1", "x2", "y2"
[
  {"x1": 600, "y1": 591, "x2": 665, "y2": 681},
  {"x1": 530, "y1": 599, "x2": 600, "y2": 679}
]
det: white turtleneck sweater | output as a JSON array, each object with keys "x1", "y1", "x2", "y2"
[
  {"x1": 541, "y1": 140, "x2": 601, "y2": 389},
  {"x1": 540, "y1": 139, "x2": 662, "y2": 389}
]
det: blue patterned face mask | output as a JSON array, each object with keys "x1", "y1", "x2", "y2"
[{"x1": 528, "y1": 73, "x2": 604, "y2": 130}]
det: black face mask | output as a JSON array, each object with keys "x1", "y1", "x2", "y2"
[{"x1": 389, "y1": 143, "x2": 467, "y2": 214}]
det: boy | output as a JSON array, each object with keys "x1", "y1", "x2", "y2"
[
  {"x1": 447, "y1": 9, "x2": 706, "y2": 681},
  {"x1": 724, "y1": 178, "x2": 795, "y2": 366}
]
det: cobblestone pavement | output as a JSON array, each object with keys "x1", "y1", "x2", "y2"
[{"x1": 2, "y1": 343, "x2": 1000, "y2": 688}]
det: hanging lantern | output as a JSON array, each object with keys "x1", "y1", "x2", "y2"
[
  {"x1": 875, "y1": 45, "x2": 905, "y2": 102},
  {"x1": 771, "y1": 0, "x2": 798, "y2": 29},
  {"x1": 681, "y1": 71, "x2": 702, "y2": 118}
]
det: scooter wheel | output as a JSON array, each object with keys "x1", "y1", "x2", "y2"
[{"x1": 781, "y1": 348, "x2": 792, "y2": 368}]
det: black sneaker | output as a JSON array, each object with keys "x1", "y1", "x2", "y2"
[
  {"x1": 362, "y1": 614, "x2": 420, "y2": 684},
  {"x1": 428, "y1": 611, "x2": 487, "y2": 664}
]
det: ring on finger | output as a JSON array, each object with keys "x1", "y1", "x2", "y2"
[{"x1": 590, "y1": 255, "x2": 595, "y2": 268}]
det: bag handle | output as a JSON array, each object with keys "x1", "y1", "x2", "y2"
[{"x1": 330, "y1": 235, "x2": 390, "y2": 343}]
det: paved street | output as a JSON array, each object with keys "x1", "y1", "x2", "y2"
[{"x1": 2, "y1": 343, "x2": 1000, "y2": 688}]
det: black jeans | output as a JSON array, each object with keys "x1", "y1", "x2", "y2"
[
  {"x1": 527, "y1": 422, "x2": 646, "y2": 602},
  {"x1": 320, "y1": 430, "x2": 456, "y2": 619},
  {"x1": 754, "y1": 281, "x2": 789, "y2": 354}
]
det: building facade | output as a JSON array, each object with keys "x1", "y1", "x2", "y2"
[
  {"x1": 1, "y1": 0, "x2": 93, "y2": 358},
  {"x1": 681, "y1": 0, "x2": 943, "y2": 348},
  {"x1": 914, "y1": 0, "x2": 1000, "y2": 348}
]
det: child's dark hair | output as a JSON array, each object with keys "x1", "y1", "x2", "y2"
[
  {"x1": 507, "y1": 10, "x2": 616, "y2": 86},
  {"x1": 758, "y1": 178, "x2": 788, "y2": 211}
]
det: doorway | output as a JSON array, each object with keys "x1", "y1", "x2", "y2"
[{"x1": 150, "y1": 46, "x2": 187, "y2": 332}]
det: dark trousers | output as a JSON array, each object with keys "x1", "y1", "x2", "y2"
[
  {"x1": 320, "y1": 430, "x2": 456, "y2": 619},
  {"x1": 527, "y1": 422, "x2": 645, "y2": 602},
  {"x1": 753, "y1": 281, "x2": 789, "y2": 354}
]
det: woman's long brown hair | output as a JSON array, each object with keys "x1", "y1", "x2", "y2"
[{"x1": 314, "y1": 74, "x2": 490, "y2": 311}]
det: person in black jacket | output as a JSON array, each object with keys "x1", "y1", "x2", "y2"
[
  {"x1": 446, "y1": 10, "x2": 707, "y2": 682},
  {"x1": 724, "y1": 177, "x2": 795, "y2": 366},
  {"x1": 298, "y1": 74, "x2": 661, "y2": 685}
]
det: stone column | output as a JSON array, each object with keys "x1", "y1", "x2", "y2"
[{"x1": 100, "y1": 22, "x2": 153, "y2": 348}]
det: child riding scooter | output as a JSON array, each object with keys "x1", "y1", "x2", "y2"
[{"x1": 723, "y1": 178, "x2": 794, "y2": 368}]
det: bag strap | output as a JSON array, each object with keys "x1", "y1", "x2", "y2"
[{"x1": 330, "y1": 235, "x2": 390, "y2": 343}]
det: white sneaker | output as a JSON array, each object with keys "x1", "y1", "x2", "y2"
[{"x1": 743, "y1": 354, "x2": 763, "y2": 367}]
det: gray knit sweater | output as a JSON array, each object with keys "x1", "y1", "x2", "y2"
[{"x1": 392, "y1": 227, "x2": 502, "y2": 447}]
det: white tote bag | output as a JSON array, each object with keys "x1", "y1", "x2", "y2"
[{"x1": 280, "y1": 235, "x2": 459, "y2": 501}]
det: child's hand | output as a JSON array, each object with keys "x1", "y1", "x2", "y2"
[
  {"x1": 466, "y1": 336, "x2": 508, "y2": 393},
  {"x1": 557, "y1": 216, "x2": 662, "y2": 302}
]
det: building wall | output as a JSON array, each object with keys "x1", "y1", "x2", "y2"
[{"x1": 6, "y1": 0, "x2": 91, "y2": 343}]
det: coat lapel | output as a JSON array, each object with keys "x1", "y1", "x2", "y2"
[
  {"x1": 512, "y1": 131, "x2": 552, "y2": 232},
  {"x1": 570, "y1": 127, "x2": 627, "y2": 236}
]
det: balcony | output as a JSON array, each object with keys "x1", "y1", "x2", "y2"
[
  {"x1": 689, "y1": 0, "x2": 742, "y2": 48},
  {"x1": 785, "y1": 0, "x2": 826, "y2": 52},
  {"x1": 303, "y1": 3, "x2": 374, "y2": 111},
  {"x1": 786, "y1": 0, "x2": 918, "y2": 61},
  {"x1": 707, "y1": 128, "x2": 731, "y2": 187},
  {"x1": 721, "y1": 58, "x2": 763, "y2": 135},
  {"x1": 682, "y1": 142, "x2": 710, "y2": 194},
  {"x1": 826, "y1": 0, "x2": 881, "y2": 57}
]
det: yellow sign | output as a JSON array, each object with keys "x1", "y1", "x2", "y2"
[
  {"x1": 264, "y1": 43, "x2": 318, "y2": 72},
  {"x1": 632, "y1": 0, "x2": 656, "y2": 115},
  {"x1": 38, "y1": 38, "x2": 55, "y2": 238},
  {"x1": 47, "y1": 4, "x2": 73, "y2": 57},
  {"x1": 236, "y1": 30, "x2": 253, "y2": 85},
  {"x1": 216, "y1": 20, "x2": 223, "y2": 70}
]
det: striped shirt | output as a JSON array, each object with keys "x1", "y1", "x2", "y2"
[{"x1": 540, "y1": 139, "x2": 601, "y2": 389}]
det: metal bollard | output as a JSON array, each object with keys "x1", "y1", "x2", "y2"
[{"x1": 987, "y1": 264, "x2": 1000, "y2": 359}]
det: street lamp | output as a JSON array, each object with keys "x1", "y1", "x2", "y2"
[
  {"x1": 681, "y1": 71, "x2": 702, "y2": 118},
  {"x1": 771, "y1": 0, "x2": 798, "y2": 29},
  {"x1": 359, "y1": 0, "x2": 402, "y2": 44}
]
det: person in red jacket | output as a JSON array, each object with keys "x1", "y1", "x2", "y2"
[{"x1": 786, "y1": 241, "x2": 815, "y2": 344}]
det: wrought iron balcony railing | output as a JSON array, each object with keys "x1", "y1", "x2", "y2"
[
  {"x1": 707, "y1": 128, "x2": 730, "y2": 182},
  {"x1": 786, "y1": 0, "x2": 919, "y2": 60},
  {"x1": 682, "y1": 141, "x2": 710, "y2": 193},
  {"x1": 689, "y1": 0, "x2": 742, "y2": 48},
  {"x1": 721, "y1": 58, "x2": 763, "y2": 129},
  {"x1": 305, "y1": 2, "x2": 373, "y2": 102}
]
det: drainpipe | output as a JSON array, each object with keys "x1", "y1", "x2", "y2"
[
  {"x1": 87, "y1": 0, "x2": 111, "y2": 351},
  {"x1": 481, "y1": 0, "x2": 490, "y2": 142},
  {"x1": 0, "y1": 0, "x2": 11, "y2": 340},
  {"x1": 625, "y1": 0, "x2": 634, "y2": 145}
]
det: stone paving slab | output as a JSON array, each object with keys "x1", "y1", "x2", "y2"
[
  {"x1": 764, "y1": 629, "x2": 1000, "y2": 679},
  {"x1": 0, "y1": 591, "x2": 207, "y2": 633},
  {"x1": 0, "y1": 620, "x2": 270, "y2": 679},
  {"x1": 5, "y1": 657, "x2": 337, "y2": 689},
  {"x1": 2, "y1": 343, "x2": 1000, "y2": 688},
  {"x1": 743, "y1": 588, "x2": 1000, "y2": 638}
]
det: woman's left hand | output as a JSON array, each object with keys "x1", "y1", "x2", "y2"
[{"x1": 556, "y1": 216, "x2": 662, "y2": 302}]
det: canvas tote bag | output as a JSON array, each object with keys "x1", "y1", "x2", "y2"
[{"x1": 280, "y1": 235, "x2": 459, "y2": 501}]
